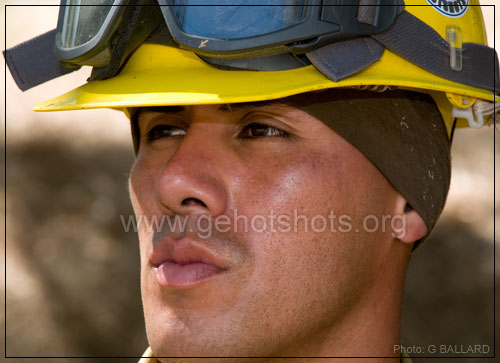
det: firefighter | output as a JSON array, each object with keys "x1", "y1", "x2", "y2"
[{"x1": 5, "y1": 0, "x2": 498, "y2": 361}]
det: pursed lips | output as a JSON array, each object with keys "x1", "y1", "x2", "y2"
[{"x1": 150, "y1": 237, "x2": 228, "y2": 288}]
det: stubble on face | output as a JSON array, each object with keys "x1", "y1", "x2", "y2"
[{"x1": 129, "y1": 103, "x2": 402, "y2": 360}]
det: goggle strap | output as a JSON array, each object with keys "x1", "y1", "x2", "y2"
[
  {"x1": 306, "y1": 36, "x2": 384, "y2": 82},
  {"x1": 308, "y1": 9, "x2": 498, "y2": 93},
  {"x1": 357, "y1": 0, "x2": 377, "y2": 25},
  {"x1": 3, "y1": 29, "x2": 80, "y2": 91},
  {"x1": 6, "y1": 6, "x2": 498, "y2": 94},
  {"x1": 372, "y1": 10, "x2": 499, "y2": 93}
]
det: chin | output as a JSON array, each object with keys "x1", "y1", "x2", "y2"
[
  {"x1": 147, "y1": 329, "x2": 234, "y2": 360},
  {"x1": 143, "y1": 304, "x2": 227, "y2": 358}
]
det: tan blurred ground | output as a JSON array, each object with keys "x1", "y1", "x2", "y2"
[{"x1": 1, "y1": 1, "x2": 498, "y2": 361}]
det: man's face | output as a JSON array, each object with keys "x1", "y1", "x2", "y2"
[{"x1": 129, "y1": 102, "x2": 402, "y2": 359}]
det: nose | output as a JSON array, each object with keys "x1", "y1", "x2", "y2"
[{"x1": 155, "y1": 124, "x2": 228, "y2": 217}]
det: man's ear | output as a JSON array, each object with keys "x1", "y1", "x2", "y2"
[{"x1": 392, "y1": 197, "x2": 428, "y2": 244}]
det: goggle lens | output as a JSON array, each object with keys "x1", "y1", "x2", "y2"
[
  {"x1": 61, "y1": 0, "x2": 116, "y2": 48},
  {"x1": 172, "y1": 0, "x2": 307, "y2": 40}
]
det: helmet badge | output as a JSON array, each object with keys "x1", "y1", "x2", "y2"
[{"x1": 425, "y1": 0, "x2": 469, "y2": 18}]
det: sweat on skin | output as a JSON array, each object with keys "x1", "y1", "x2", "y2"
[{"x1": 128, "y1": 100, "x2": 428, "y2": 361}]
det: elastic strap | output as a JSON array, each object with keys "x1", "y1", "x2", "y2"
[
  {"x1": 5, "y1": 5, "x2": 499, "y2": 94},
  {"x1": 306, "y1": 37, "x2": 384, "y2": 81},
  {"x1": 357, "y1": 0, "x2": 377, "y2": 25},
  {"x1": 371, "y1": 10, "x2": 499, "y2": 92},
  {"x1": 308, "y1": 8, "x2": 499, "y2": 92},
  {"x1": 3, "y1": 29, "x2": 80, "y2": 91}
]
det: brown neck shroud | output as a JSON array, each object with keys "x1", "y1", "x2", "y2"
[{"x1": 283, "y1": 89, "x2": 451, "y2": 238}]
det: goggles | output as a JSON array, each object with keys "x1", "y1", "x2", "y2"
[
  {"x1": 4, "y1": 0, "x2": 499, "y2": 95},
  {"x1": 55, "y1": 0, "x2": 399, "y2": 66}
]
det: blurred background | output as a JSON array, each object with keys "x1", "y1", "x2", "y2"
[{"x1": 1, "y1": 1, "x2": 498, "y2": 361}]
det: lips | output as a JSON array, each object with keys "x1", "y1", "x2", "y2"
[{"x1": 151, "y1": 238, "x2": 227, "y2": 288}]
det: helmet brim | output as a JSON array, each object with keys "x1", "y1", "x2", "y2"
[{"x1": 34, "y1": 44, "x2": 497, "y2": 124}]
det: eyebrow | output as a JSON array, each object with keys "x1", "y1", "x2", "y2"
[
  {"x1": 135, "y1": 100, "x2": 285, "y2": 118},
  {"x1": 219, "y1": 100, "x2": 283, "y2": 111},
  {"x1": 130, "y1": 100, "x2": 298, "y2": 152}
]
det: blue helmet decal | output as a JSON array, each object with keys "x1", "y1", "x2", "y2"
[{"x1": 425, "y1": 0, "x2": 469, "y2": 18}]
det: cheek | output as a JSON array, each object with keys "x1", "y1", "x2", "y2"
[
  {"x1": 232, "y1": 141, "x2": 358, "y2": 231},
  {"x1": 128, "y1": 155, "x2": 160, "y2": 216},
  {"x1": 229, "y1": 148, "x2": 346, "y2": 292},
  {"x1": 232, "y1": 139, "x2": 396, "y2": 323},
  {"x1": 128, "y1": 157, "x2": 161, "y2": 264}
]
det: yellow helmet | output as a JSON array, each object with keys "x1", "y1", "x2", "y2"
[
  {"x1": 4, "y1": 0, "x2": 495, "y2": 240},
  {"x1": 16, "y1": 0, "x2": 498, "y2": 134}
]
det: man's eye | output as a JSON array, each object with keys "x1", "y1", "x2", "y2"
[
  {"x1": 146, "y1": 125, "x2": 186, "y2": 142},
  {"x1": 239, "y1": 122, "x2": 290, "y2": 139}
]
